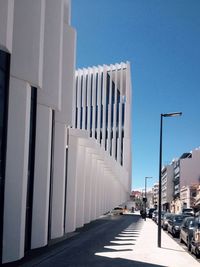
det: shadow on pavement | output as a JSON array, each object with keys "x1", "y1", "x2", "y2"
[
  {"x1": 4, "y1": 214, "x2": 153, "y2": 267},
  {"x1": 32, "y1": 255, "x2": 167, "y2": 267}
]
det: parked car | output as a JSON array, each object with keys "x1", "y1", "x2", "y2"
[
  {"x1": 156, "y1": 211, "x2": 166, "y2": 225},
  {"x1": 162, "y1": 213, "x2": 174, "y2": 230},
  {"x1": 111, "y1": 206, "x2": 124, "y2": 215},
  {"x1": 182, "y1": 208, "x2": 194, "y2": 216},
  {"x1": 179, "y1": 216, "x2": 195, "y2": 251},
  {"x1": 152, "y1": 210, "x2": 158, "y2": 222},
  {"x1": 191, "y1": 216, "x2": 200, "y2": 258},
  {"x1": 168, "y1": 214, "x2": 190, "y2": 237},
  {"x1": 148, "y1": 208, "x2": 156, "y2": 218}
]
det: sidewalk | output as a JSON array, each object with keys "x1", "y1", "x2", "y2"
[{"x1": 120, "y1": 215, "x2": 200, "y2": 267}]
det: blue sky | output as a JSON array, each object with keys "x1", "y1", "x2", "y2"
[{"x1": 72, "y1": 0, "x2": 200, "y2": 190}]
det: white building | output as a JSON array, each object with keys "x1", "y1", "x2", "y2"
[
  {"x1": 180, "y1": 148, "x2": 200, "y2": 188},
  {"x1": 161, "y1": 165, "x2": 173, "y2": 211},
  {"x1": 0, "y1": 0, "x2": 132, "y2": 264},
  {"x1": 152, "y1": 183, "x2": 159, "y2": 208},
  {"x1": 180, "y1": 185, "x2": 197, "y2": 209}
]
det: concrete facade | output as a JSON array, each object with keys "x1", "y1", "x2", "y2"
[
  {"x1": 0, "y1": 0, "x2": 132, "y2": 264},
  {"x1": 180, "y1": 148, "x2": 200, "y2": 188},
  {"x1": 152, "y1": 183, "x2": 159, "y2": 208},
  {"x1": 161, "y1": 165, "x2": 173, "y2": 211}
]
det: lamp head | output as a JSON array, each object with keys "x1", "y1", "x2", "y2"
[
  {"x1": 162, "y1": 112, "x2": 182, "y2": 117},
  {"x1": 145, "y1": 176, "x2": 153, "y2": 179}
]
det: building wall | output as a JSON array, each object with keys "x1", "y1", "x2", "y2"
[
  {"x1": 161, "y1": 165, "x2": 173, "y2": 210},
  {"x1": 70, "y1": 62, "x2": 132, "y2": 226},
  {"x1": 152, "y1": 183, "x2": 159, "y2": 207},
  {"x1": 180, "y1": 148, "x2": 200, "y2": 188},
  {"x1": 0, "y1": 0, "x2": 132, "y2": 264},
  {"x1": 74, "y1": 63, "x2": 131, "y2": 173},
  {"x1": 1, "y1": 0, "x2": 76, "y2": 263}
]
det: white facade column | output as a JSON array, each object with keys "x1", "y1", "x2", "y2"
[
  {"x1": 10, "y1": 0, "x2": 45, "y2": 88},
  {"x1": 97, "y1": 67, "x2": 101, "y2": 143},
  {"x1": 3, "y1": 77, "x2": 31, "y2": 263},
  {"x1": 56, "y1": 24, "x2": 76, "y2": 126},
  {"x1": 117, "y1": 63, "x2": 123, "y2": 163},
  {"x1": 107, "y1": 65, "x2": 113, "y2": 154},
  {"x1": 76, "y1": 69, "x2": 81, "y2": 129},
  {"x1": 31, "y1": 105, "x2": 52, "y2": 249},
  {"x1": 95, "y1": 160, "x2": 101, "y2": 217},
  {"x1": 84, "y1": 148, "x2": 92, "y2": 224},
  {"x1": 51, "y1": 122, "x2": 67, "y2": 239},
  {"x1": 90, "y1": 155, "x2": 98, "y2": 220},
  {"x1": 100, "y1": 164, "x2": 104, "y2": 215},
  {"x1": 101, "y1": 65, "x2": 107, "y2": 148},
  {"x1": 86, "y1": 68, "x2": 92, "y2": 131},
  {"x1": 38, "y1": 0, "x2": 64, "y2": 109},
  {"x1": 112, "y1": 64, "x2": 118, "y2": 158},
  {"x1": 65, "y1": 132, "x2": 78, "y2": 233},
  {"x1": 91, "y1": 68, "x2": 97, "y2": 138},
  {"x1": 0, "y1": 0, "x2": 14, "y2": 53},
  {"x1": 75, "y1": 141, "x2": 86, "y2": 228},
  {"x1": 82, "y1": 68, "x2": 86, "y2": 130},
  {"x1": 123, "y1": 62, "x2": 132, "y2": 190}
]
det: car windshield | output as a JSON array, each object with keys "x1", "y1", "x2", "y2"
[
  {"x1": 174, "y1": 216, "x2": 183, "y2": 222},
  {"x1": 183, "y1": 208, "x2": 193, "y2": 212},
  {"x1": 165, "y1": 214, "x2": 172, "y2": 219}
]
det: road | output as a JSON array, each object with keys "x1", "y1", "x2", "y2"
[{"x1": 24, "y1": 214, "x2": 144, "y2": 267}]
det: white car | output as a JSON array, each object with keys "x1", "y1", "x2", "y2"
[{"x1": 111, "y1": 206, "x2": 124, "y2": 215}]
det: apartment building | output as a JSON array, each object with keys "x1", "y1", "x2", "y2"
[
  {"x1": 161, "y1": 165, "x2": 173, "y2": 211},
  {"x1": 180, "y1": 148, "x2": 200, "y2": 188},
  {"x1": 152, "y1": 183, "x2": 159, "y2": 208}
]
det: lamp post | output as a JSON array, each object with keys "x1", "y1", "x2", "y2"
[
  {"x1": 144, "y1": 177, "x2": 152, "y2": 221},
  {"x1": 158, "y1": 112, "x2": 182, "y2": 248}
]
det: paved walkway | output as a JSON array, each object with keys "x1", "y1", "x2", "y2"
[{"x1": 124, "y1": 215, "x2": 200, "y2": 267}]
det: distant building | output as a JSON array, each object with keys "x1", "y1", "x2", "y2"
[
  {"x1": 146, "y1": 190, "x2": 154, "y2": 208},
  {"x1": 131, "y1": 190, "x2": 142, "y2": 199},
  {"x1": 180, "y1": 185, "x2": 197, "y2": 209},
  {"x1": 170, "y1": 148, "x2": 200, "y2": 213},
  {"x1": 152, "y1": 183, "x2": 159, "y2": 208},
  {"x1": 194, "y1": 185, "x2": 200, "y2": 213},
  {"x1": 180, "y1": 148, "x2": 200, "y2": 188},
  {"x1": 161, "y1": 165, "x2": 173, "y2": 211},
  {"x1": 172, "y1": 153, "x2": 192, "y2": 200}
]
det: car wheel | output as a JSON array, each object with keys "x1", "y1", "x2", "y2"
[
  {"x1": 195, "y1": 250, "x2": 200, "y2": 259},
  {"x1": 172, "y1": 229, "x2": 176, "y2": 237}
]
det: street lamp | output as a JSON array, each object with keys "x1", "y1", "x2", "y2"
[
  {"x1": 144, "y1": 176, "x2": 152, "y2": 221},
  {"x1": 158, "y1": 112, "x2": 182, "y2": 248}
]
